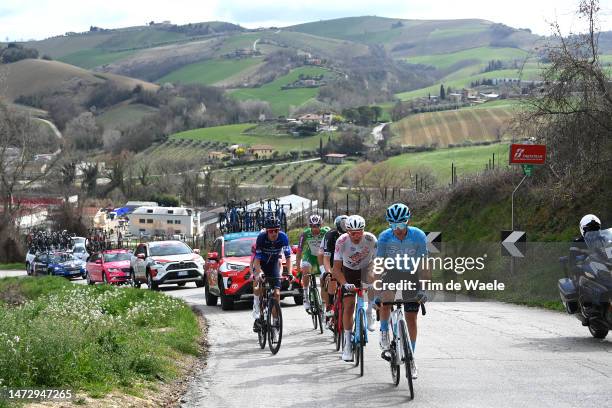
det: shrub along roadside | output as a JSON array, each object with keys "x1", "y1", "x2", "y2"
[{"x1": 0, "y1": 277, "x2": 200, "y2": 401}]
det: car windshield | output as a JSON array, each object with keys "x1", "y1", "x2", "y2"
[
  {"x1": 224, "y1": 238, "x2": 255, "y2": 257},
  {"x1": 50, "y1": 253, "x2": 73, "y2": 263},
  {"x1": 73, "y1": 246, "x2": 86, "y2": 253},
  {"x1": 104, "y1": 252, "x2": 131, "y2": 262},
  {"x1": 149, "y1": 242, "x2": 192, "y2": 256}
]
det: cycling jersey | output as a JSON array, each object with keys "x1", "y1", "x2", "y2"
[
  {"x1": 321, "y1": 229, "x2": 341, "y2": 264},
  {"x1": 255, "y1": 231, "x2": 291, "y2": 274},
  {"x1": 376, "y1": 227, "x2": 427, "y2": 273},
  {"x1": 334, "y1": 232, "x2": 377, "y2": 271},
  {"x1": 298, "y1": 226, "x2": 330, "y2": 269}
]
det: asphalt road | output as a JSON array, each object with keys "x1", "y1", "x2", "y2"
[
  {"x1": 2, "y1": 271, "x2": 610, "y2": 407},
  {"x1": 168, "y1": 284, "x2": 611, "y2": 408}
]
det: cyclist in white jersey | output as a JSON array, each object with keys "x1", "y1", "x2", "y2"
[{"x1": 332, "y1": 214, "x2": 377, "y2": 362}]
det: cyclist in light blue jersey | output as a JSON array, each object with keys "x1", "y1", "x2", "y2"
[{"x1": 375, "y1": 203, "x2": 430, "y2": 379}]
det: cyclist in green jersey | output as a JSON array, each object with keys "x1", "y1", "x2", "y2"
[{"x1": 296, "y1": 214, "x2": 330, "y2": 311}]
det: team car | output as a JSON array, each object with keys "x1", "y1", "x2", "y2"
[
  {"x1": 86, "y1": 249, "x2": 132, "y2": 285},
  {"x1": 204, "y1": 232, "x2": 302, "y2": 310},
  {"x1": 130, "y1": 240, "x2": 205, "y2": 290},
  {"x1": 31, "y1": 251, "x2": 86, "y2": 279}
]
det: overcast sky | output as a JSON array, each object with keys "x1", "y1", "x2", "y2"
[{"x1": 1, "y1": 0, "x2": 611, "y2": 41}]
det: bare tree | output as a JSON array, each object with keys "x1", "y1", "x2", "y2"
[{"x1": 513, "y1": 0, "x2": 611, "y2": 186}]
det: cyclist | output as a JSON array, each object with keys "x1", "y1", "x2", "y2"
[
  {"x1": 375, "y1": 203, "x2": 430, "y2": 379},
  {"x1": 296, "y1": 214, "x2": 330, "y2": 312},
  {"x1": 252, "y1": 217, "x2": 292, "y2": 337},
  {"x1": 332, "y1": 214, "x2": 377, "y2": 362},
  {"x1": 320, "y1": 215, "x2": 348, "y2": 326}
]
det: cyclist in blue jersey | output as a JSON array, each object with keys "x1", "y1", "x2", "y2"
[
  {"x1": 375, "y1": 203, "x2": 430, "y2": 379},
  {"x1": 252, "y1": 217, "x2": 292, "y2": 332}
]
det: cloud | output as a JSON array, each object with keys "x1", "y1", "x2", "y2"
[{"x1": 0, "y1": 0, "x2": 610, "y2": 41}]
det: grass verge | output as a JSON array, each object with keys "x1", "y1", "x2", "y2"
[
  {"x1": 0, "y1": 264, "x2": 23, "y2": 271},
  {"x1": 0, "y1": 277, "x2": 200, "y2": 405}
]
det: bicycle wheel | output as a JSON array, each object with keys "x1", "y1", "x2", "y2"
[
  {"x1": 267, "y1": 299, "x2": 283, "y2": 354},
  {"x1": 359, "y1": 308, "x2": 366, "y2": 376},
  {"x1": 334, "y1": 300, "x2": 342, "y2": 351},
  {"x1": 390, "y1": 341, "x2": 401, "y2": 386},
  {"x1": 258, "y1": 300, "x2": 267, "y2": 349},
  {"x1": 312, "y1": 285, "x2": 324, "y2": 334},
  {"x1": 353, "y1": 313, "x2": 360, "y2": 368},
  {"x1": 399, "y1": 320, "x2": 414, "y2": 399}
]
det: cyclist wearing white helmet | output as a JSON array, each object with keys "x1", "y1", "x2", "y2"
[
  {"x1": 296, "y1": 213, "x2": 330, "y2": 312},
  {"x1": 333, "y1": 214, "x2": 378, "y2": 362},
  {"x1": 375, "y1": 203, "x2": 430, "y2": 380}
]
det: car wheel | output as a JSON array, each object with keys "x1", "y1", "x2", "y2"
[
  {"x1": 177, "y1": 282, "x2": 186, "y2": 287},
  {"x1": 86, "y1": 271, "x2": 95, "y2": 286},
  {"x1": 293, "y1": 294, "x2": 304, "y2": 305},
  {"x1": 147, "y1": 271, "x2": 159, "y2": 291},
  {"x1": 195, "y1": 277, "x2": 205, "y2": 288},
  {"x1": 26, "y1": 262, "x2": 31, "y2": 276},
  {"x1": 219, "y1": 276, "x2": 234, "y2": 310},
  {"x1": 102, "y1": 271, "x2": 108, "y2": 285},
  {"x1": 204, "y1": 279, "x2": 218, "y2": 306},
  {"x1": 130, "y1": 269, "x2": 141, "y2": 289}
]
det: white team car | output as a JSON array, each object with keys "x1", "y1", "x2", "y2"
[{"x1": 129, "y1": 240, "x2": 205, "y2": 290}]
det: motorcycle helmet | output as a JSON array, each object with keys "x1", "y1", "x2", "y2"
[{"x1": 580, "y1": 214, "x2": 601, "y2": 237}]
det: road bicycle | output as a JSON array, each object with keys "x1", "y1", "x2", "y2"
[
  {"x1": 331, "y1": 285, "x2": 344, "y2": 351},
  {"x1": 377, "y1": 299, "x2": 427, "y2": 400},
  {"x1": 305, "y1": 272, "x2": 324, "y2": 334},
  {"x1": 254, "y1": 275, "x2": 283, "y2": 354},
  {"x1": 351, "y1": 287, "x2": 369, "y2": 376}
]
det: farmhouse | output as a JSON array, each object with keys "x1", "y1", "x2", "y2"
[
  {"x1": 249, "y1": 144, "x2": 275, "y2": 158},
  {"x1": 325, "y1": 153, "x2": 347, "y2": 164}
]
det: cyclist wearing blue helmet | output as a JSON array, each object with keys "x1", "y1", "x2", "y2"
[
  {"x1": 252, "y1": 216, "x2": 292, "y2": 331},
  {"x1": 375, "y1": 203, "x2": 430, "y2": 379}
]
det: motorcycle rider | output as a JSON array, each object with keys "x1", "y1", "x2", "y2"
[{"x1": 568, "y1": 215, "x2": 602, "y2": 278}]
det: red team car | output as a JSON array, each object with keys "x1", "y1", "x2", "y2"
[
  {"x1": 204, "y1": 232, "x2": 302, "y2": 310},
  {"x1": 86, "y1": 249, "x2": 132, "y2": 285}
]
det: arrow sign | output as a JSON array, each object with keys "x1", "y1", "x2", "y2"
[
  {"x1": 501, "y1": 230, "x2": 526, "y2": 257},
  {"x1": 425, "y1": 231, "x2": 442, "y2": 253}
]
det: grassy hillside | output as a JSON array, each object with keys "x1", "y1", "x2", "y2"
[
  {"x1": 59, "y1": 49, "x2": 136, "y2": 69},
  {"x1": 96, "y1": 103, "x2": 158, "y2": 130},
  {"x1": 230, "y1": 66, "x2": 330, "y2": 116},
  {"x1": 407, "y1": 46, "x2": 529, "y2": 69},
  {"x1": 0, "y1": 59, "x2": 158, "y2": 101},
  {"x1": 171, "y1": 122, "x2": 336, "y2": 152},
  {"x1": 157, "y1": 57, "x2": 262, "y2": 85},
  {"x1": 390, "y1": 105, "x2": 516, "y2": 147},
  {"x1": 379, "y1": 143, "x2": 509, "y2": 183},
  {"x1": 395, "y1": 67, "x2": 543, "y2": 101}
]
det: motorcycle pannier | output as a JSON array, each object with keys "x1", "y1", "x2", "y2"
[{"x1": 558, "y1": 278, "x2": 579, "y2": 314}]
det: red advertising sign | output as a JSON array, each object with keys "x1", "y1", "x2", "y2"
[{"x1": 509, "y1": 144, "x2": 546, "y2": 165}]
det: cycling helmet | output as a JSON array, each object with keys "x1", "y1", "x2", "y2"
[
  {"x1": 264, "y1": 216, "x2": 281, "y2": 229},
  {"x1": 308, "y1": 214, "x2": 322, "y2": 226},
  {"x1": 385, "y1": 203, "x2": 411, "y2": 223},
  {"x1": 579, "y1": 214, "x2": 601, "y2": 237},
  {"x1": 334, "y1": 215, "x2": 348, "y2": 233},
  {"x1": 346, "y1": 215, "x2": 366, "y2": 230}
]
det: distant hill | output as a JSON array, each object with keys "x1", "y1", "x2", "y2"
[{"x1": 0, "y1": 59, "x2": 157, "y2": 102}]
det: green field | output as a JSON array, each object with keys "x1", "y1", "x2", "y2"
[
  {"x1": 171, "y1": 123, "x2": 336, "y2": 152},
  {"x1": 407, "y1": 46, "x2": 530, "y2": 70},
  {"x1": 96, "y1": 103, "x2": 158, "y2": 130},
  {"x1": 59, "y1": 49, "x2": 136, "y2": 69},
  {"x1": 214, "y1": 160, "x2": 354, "y2": 187},
  {"x1": 157, "y1": 58, "x2": 261, "y2": 85},
  {"x1": 380, "y1": 143, "x2": 509, "y2": 182},
  {"x1": 396, "y1": 67, "x2": 543, "y2": 101},
  {"x1": 230, "y1": 66, "x2": 330, "y2": 116}
]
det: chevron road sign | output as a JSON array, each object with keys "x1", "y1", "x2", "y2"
[
  {"x1": 501, "y1": 230, "x2": 526, "y2": 257},
  {"x1": 425, "y1": 231, "x2": 442, "y2": 253}
]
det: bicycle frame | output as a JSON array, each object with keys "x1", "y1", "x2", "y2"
[{"x1": 353, "y1": 289, "x2": 369, "y2": 346}]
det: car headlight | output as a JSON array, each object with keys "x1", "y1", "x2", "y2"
[
  {"x1": 108, "y1": 268, "x2": 120, "y2": 273},
  {"x1": 219, "y1": 263, "x2": 247, "y2": 273}
]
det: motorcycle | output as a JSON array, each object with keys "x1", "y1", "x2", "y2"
[{"x1": 558, "y1": 228, "x2": 612, "y2": 339}]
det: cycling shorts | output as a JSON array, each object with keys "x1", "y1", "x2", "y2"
[
  {"x1": 342, "y1": 266, "x2": 361, "y2": 292},
  {"x1": 261, "y1": 263, "x2": 281, "y2": 290}
]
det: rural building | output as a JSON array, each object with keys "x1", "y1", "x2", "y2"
[
  {"x1": 128, "y1": 206, "x2": 201, "y2": 238},
  {"x1": 249, "y1": 144, "x2": 275, "y2": 158},
  {"x1": 125, "y1": 201, "x2": 158, "y2": 213},
  {"x1": 208, "y1": 151, "x2": 231, "y2": 160},
  {"x1": 325, "y1": 153, "x2": 347, "y2": 164},
  {"x1": 480, "y1": 92, "x2": 499, "y2": 100},
  {"x1": 448, "y1": 93, "x2": 463, "y2": 102}
]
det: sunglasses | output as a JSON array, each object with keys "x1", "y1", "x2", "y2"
[
  {"x1": 347, "y1": 229, "x2": 363, "y2": 236},
  {"x1": 390, "y1": 222, "x2": 407, "y2": 230},
  {"x1": 266, "y1": 228, "x2": 280, "y2": 234}
]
